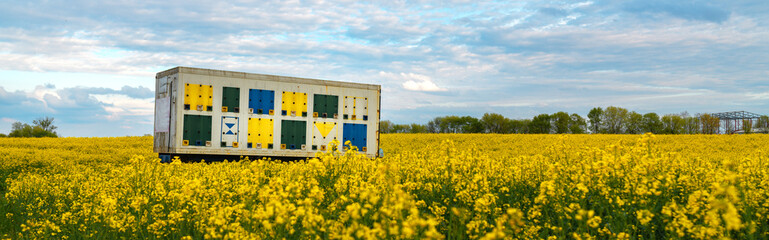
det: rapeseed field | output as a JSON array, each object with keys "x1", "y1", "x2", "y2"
[{"x1": 0, "y1": 134, "x2": 767, "y2": 239}]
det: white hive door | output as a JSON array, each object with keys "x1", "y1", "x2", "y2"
[
  {"x1": 221, "y1": 116, "x2": 239, "y2": 147},
  {"x1": 312, "y1": 121, "x2": 338, "y2": 151}
]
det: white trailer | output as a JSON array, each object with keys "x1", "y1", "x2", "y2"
[{"x1": 153, "y1": 67, "x2": 381, "y2": 161}]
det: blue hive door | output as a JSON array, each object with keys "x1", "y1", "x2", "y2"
[
  {"x1": 343, "y1": 123, "x2": 367, "y2": 151},
  {"x1": 249, "y1": 89, "x2": 275, "y2": 114}
]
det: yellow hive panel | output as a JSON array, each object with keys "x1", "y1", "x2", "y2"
[
  {"x1": 248, "y1": 118, "x2": 274, "y2": 148},
  {"x1": 314, "y1": 122, "x2": 336, "y2": 138},
  {"x1": 281, "y1": 91, "x2": 292, "y2": 113},
  {"x1": 280, "y1": 92, "x2": 294, "y2": 113},
  {"x1": 205, "y1": 85, "x2": 213, "y2": 108},
  {"x1": 281, "y1": 91, "x2": 307, "y2": 115},
  {"x1": 184, "y1": 84, "x2": 198, "y2": 108},
  {"x1": 294, "y1": 93, "x2": 307, "y2": 114},
  {"x1": 184, "y1": 84, "x2": 213, "y2": 110}
]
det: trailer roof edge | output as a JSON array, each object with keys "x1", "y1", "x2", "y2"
[{"x1": 156, "y1": 66, "x2": 381, "y2": 91}]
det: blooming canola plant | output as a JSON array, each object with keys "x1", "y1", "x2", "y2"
[{"x1": 0, "y1": 133, "x2": 768, "y2": 239}]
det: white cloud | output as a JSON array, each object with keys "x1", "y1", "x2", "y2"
[
  {"x1": 1, "y1": 0, "x2": 768, "y2": 128},
  {"x1": 747, "y1": 92, "x2": 769, "y2": 100},
  {"x1": 0, "y1": 85, "x2": 154, "y2": 136},
  {"x1": 396, "y1": 73, "x2": 446, "y2": 92},
  {"x1": 568, "y1": 1, "x2": 594, "y2": 10},
  {"x1": 1, "y1": 117, "x2": 16, "y2": 124},
  {"x1": 28, "y1": 85, "x2": 61, "y2": 111},
  {"x1": 90, "y1": 94, "x2": 154, "y2": 120}
]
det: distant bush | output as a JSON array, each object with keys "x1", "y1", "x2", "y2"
[{"x1": 8, "y1": 117, "x2": 58, "y2": 138}]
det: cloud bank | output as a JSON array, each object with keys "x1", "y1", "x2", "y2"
[
  {"x1": 0, "y1": 0, "x2": 767, "y2": 135},
  {"x1": 0, "y1": 85, "x2": 153, "y2": 136}
]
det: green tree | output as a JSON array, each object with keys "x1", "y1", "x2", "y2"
[
  {"x1": 379, "y1": 120, "x2": 394, "y2": 133},
  {"x1": 743, "y1": 119, "x2": 753, "y2": 134},
  {"x1": 602, "y1": 106, "x2": 628, "y2": 134},
  {"x1": 551, "y1": 112, "x2": 571, "y2": 134},
  {"x1": 410, "y1": 123, "x2": 427, "y2": 133},
  {"x1": 723, "y1": 118, "x2": 737, "y2": 133},
  {"x1": 426, "y1": 116, "x2": 453, "y2": 133},
  {"x1": 588, "y1": 107, "x2": 603, "y2": 133},
  {"x1": 481, "y1": 113, "x2": 509, "y2": 133},
  {"x1": 435, "y1": 116, "x2": 452, "y2": 133},
  {"x1": 442, "y1": 116, "x2": 459, "y2": 133},
  {"x1": 34, "y1": 116, "x2": 57, "y2": 133},
  {"x1": 625, "y1": 111, "x2": 644, "y2": 134},
  {"x1": 683, "y1": 116, "x2": 701, "y2": 134},
  {"x1": 508, "y1": 119, "x2": 530, "y2": 134},
  {"x1": 529, "y1": 114, "x2": 552, "y2": 134},
  {"x1": 753, "y1": 115, "x2": 769, "y2": 133},
  {"x1": 569, "y1": 113, "x2": 587, "y2": 134},
  {"x1": 755, "y1": 115, "x2": 769, "y2": 133},
  {"x1": 461, "y1": 116, "x2": 484, "y2": 133},
  {"x1": 661, "y1": 114, "x2": 685, "y2": 134},
  {"x1": 392, "y1": 124, "x2": 411, "y2": 133},
  {"x1": 756, "y1": 115, "x2": 769, "y2": 128},
  {"x1": 642, "y1": 113, "x2": 663, "y2": 134},
  {"x1": 426, "y1": 118, "x2": 439, "y2": 133},
  {"x1": 700, "y1": 114, "x2": 720, "y2": 134},
  {"x1": 426, "y1": 116, "x2": 482, "y2": 133},
  {"x1": 8, "y1": 117, "x2": 58, "y2": 138}
]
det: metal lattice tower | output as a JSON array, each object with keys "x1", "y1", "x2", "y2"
[
  {"x1": 710, "y1": 111, "x2": 762, "y2": 134},
  {"x1": 710, "y1": 111, "x2": 762, "y2": 119}
]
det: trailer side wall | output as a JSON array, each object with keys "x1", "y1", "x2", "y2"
[{"x1": 154, "y1": 67, "x2": 381, "y2": 159}]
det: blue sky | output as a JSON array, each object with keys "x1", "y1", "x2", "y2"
[{"x1": 1, "y1": 0, "x2": 767, "y2": 137}]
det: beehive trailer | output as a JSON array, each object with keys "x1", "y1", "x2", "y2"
[{"x1": 153, "y1": 67, "x2": 381, "y2": 162}]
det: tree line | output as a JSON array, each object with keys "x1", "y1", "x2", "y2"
[
  {"x1": 380, "y1": 106, "x2": 769, "y2": 134},
  {"x1": 0, "y1": 117, "x2": 59, "y2": 138}
]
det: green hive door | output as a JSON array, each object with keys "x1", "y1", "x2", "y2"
[
  {"x1": 183, "y1": 115, "x2": 212, "y2": 146},
  {"x1": 281, "y1": 120, "x2": 306, "y2": 150},
  {"x1": 313, "y1": 94, "x2": 338, "y2": 118},
  {"x1": 222, "y1": 87, "x2": 240, "y2": 112}
]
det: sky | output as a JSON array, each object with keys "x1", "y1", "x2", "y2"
[{"x1": 0, "y1": 0, "x2": 768, "y2": 137}]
